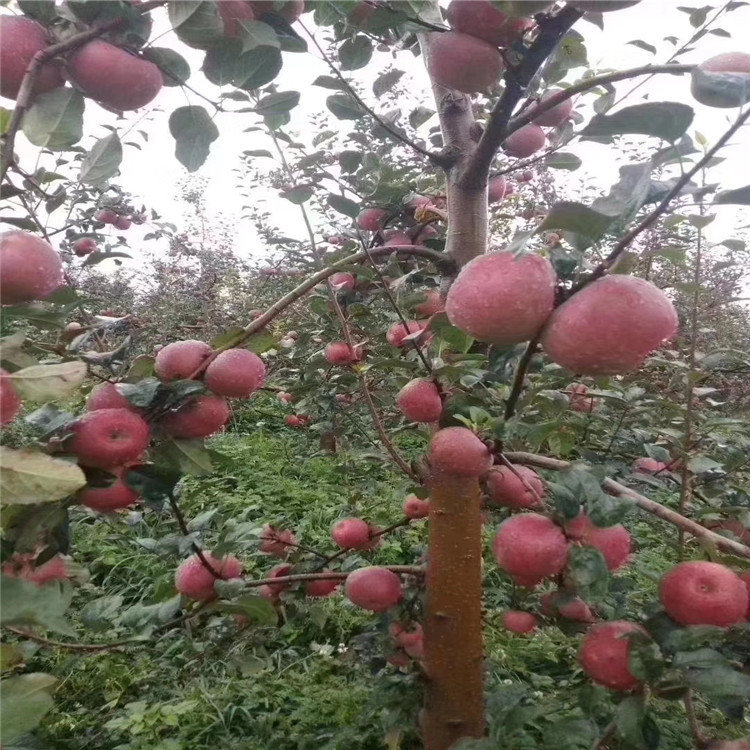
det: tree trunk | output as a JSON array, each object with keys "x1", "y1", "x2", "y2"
[{"x1": 421, "y1": 472, "x2": 485, "y2": 749}]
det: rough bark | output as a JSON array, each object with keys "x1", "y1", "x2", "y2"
[{"x1": 421, "y1": 472, "x2": 485, "y2": 749}]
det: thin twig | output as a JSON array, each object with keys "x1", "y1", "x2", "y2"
[
  {"x1": 504, "y1": 335, "x2": 541, "y2": 420},
  {"x1": 684, "y1": 690, "x2": 709, "y2": 750},
  {"x1": 504, "y1": 451, "x2": 750, "y2": 560},
  {"x1": 297, "y1": 20, "x2": 439, "y2": 164},
  {"x1": 167, "y1": 495, "x2": 221, "y2": 578},
  {"x1": 245, "y1": 565, "x2": 424, "y2": 588},
  {"x1": 585, "y1": 107, "x2": 750, "y2": 284},
  {"x1": 3, "y1": 626, "x2": 147, "y2": 651},
  {"x1": 590, "y1": 720, "x2": 617, "y2": 750}
]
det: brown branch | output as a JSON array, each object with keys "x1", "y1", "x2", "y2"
[
  {"x1": 3, "y1": 626, "x2": 147, "y2": 652},
  {"x1": 590, "y1": 721, "x2": 617, "y2": 750},
  {"x1": 244, "y1": 565, "x2": 424, "y2": 588},
  {"x1": 167, "y1": 496, "x2": 221, "y2": 578},
  {"x1": 298, "y1": 20, "x2": 439, "y2": 164},
  {"x1": 498, "y1": 452, "x2": 544, "y2": 505},
  {"x1": 504, "y1": 335, "x2": 541, "y2": 420},
  {"x1": 0, "y1": 1, "x2": 166, "y2": 183},
  {"x1": 586, "y1": 106, "x2": 750, "y2": 284},
  {"x1": 685, "y1": 690, "x2": 709, "y2": 750},
  {"x1": 503, "y1": 451, "x2": 750, "y2": 560},
  {"x1": 466, "y1": 4, "x2": 584, "y2": 181}
]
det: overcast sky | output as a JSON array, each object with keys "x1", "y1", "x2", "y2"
[{"x1": 3, "y1": 1, "x2": 750, "y2": 266}]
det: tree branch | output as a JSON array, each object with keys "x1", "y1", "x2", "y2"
[
  {"x1": 244, "y1": 565, "x2": 424, "y2": 588},
  {"x1": 504, "y1": 335, "x2": 541, "y2": 420},
  {"x1": 585, "y1": 106, "x2": 750, "y2": 284},
  {"x1": 466, "y1": 4, "x2": 583, "y2": 181},
  {"x1": 298, "y1": 20, "x2": 440, "y2": 164},
  {"x1": 503, "y1": 451, "x2": 750, "y2": 560}
]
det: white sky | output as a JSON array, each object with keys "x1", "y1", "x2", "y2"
[{"x1": 3, "y1": 1, "x2": 750, "y2": 266}]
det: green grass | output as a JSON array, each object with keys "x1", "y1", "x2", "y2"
[{"x1": 14, "y1": 426, "x2": 748, "y2": 749}]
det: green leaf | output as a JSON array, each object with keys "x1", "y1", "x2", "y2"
[
  {"x1": 168, "y1": 0, "x2": 223, "y2": 49},
  {"x1": 591, "y1": 161, "x2": 653, "y2": 225},
  {"x1": 22, "y1": 88, "x2": 85, "y2": 151},
  {"x1": 237, "y1": 19, "x2": 281, "y2": 51},
  {"x1": 326, "y1": 94, "x2": 364, "y2": 120},
  {"x1": 123, "y1": 464, "x2": 182, "y2": 502},
  {"x1": 544, "y1": 152, "x2": 582, "y2": 170},
  {"x1": 244, "y1": 331, "x2": 276, "y2": 354},
  {"x1": 0, "y1": 673, "x2": 57, "y2": 743},
  {"x1": 155, "y1": 438, "x2": 214, "y2": 475},
  {"x1": 714, "y1": 184, "x2": 750, "y2": 205},
  {"x1": 580, "y1": 102, "x2": 694, "y2": 143},
  {"x1": 616, "y1": 696, "x2": 659, "y2": 750},
  {"x1": 141, "y1": 47, "x2": 191, "y2": 86},
  {"x1": 283, "y1": 185, "x2": 314, "y2": 204},
  {"x1": 168, "y1": 105, "x2": 219, "y2": 172},
  {"x1": 339, "y1": 35, "x2": 372, "y2": 70},
  {"x1": 237, "y1": 46, "x2": 283, "y2": 90},
  {"x1": 567, "y1": 545, "x2": 609, "y2": 602},
  {"x1": 9, "y1": 361, "x2": 86, "y2": 401},
  {"x1": 212, "y1": 595, "x2": 278, "y2": 625},
  {"x1": 373, "y1": 69, "x2": 404, "y2": 98},
  {"x1": 409, "y1": 106, "x2": 434, "y2": 129},
  {"x1": 116, "y1": 378, "x2": 161, "y2": 408},
  {"x1": 1, "y1": 575, "x2": 74, "y2": 635},
  {"x1": 255, "y1": 91, "x2": 300, "y2": 115},
  {"x1": 0, "y1": 448, "x2": 86, "y2": 504},
  {"x1": 313, "y1": 75, "x2": 347, "y2": 91},
  {"x1": 627, "y1": 39, "x2": 657, "y2": 55},
  {"x1": 78, "y1": 133, "x2": 122, "y2": 186},
  {"x1": 81, "y1": 595, "x2": 124, "y2": 631},
  {"x1": 18, "y1": 1, "x2": 58, "y2": 23},
  {"x1": 327, "y1": 193, "x2": 360, "y2": 218},
  {"x1": 537, "y1": 201, "x2": 614, "y2": 239}
]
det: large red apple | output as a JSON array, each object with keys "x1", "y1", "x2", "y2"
[
  {"x1": 445, "y1": 251, "x2": 556, "y2": 345},
  {"x1": 218, "y1": 1, "x2": 255, "y2": 36},
  {"x1": 503, "y1": 610, "x2": 538, "y2": 634},
  {"x1": 531, "y1": 91, "x2": 574, "y2": 128},
  {"x1": 430, "y1": 427, "x2": 493, "y2": 477},
  {"x1": 344, "y1": 566, "x2": 402, "y2": 612},
  {"x1": 67, "y1": 40, "x2": 162, "y2": 111},
  {"x1": 78, "y1": 466, "x2": 140, "y2": 512},
  {"x1": 160, "y1": 395, "x2": 230, "y2": 438},
  {"x1": 565, "y1": 513, "x2": 631, "y2": 571},
  {"x1": 175, "y1": 552, "x2": 243, "y2": 601},
  {"x1": 0, "y1": 16, "x2": 64, "y2": 100},
  {"x1": 541, "y1": 275, "x2": 678, "y2": 375},
  {"x1": 1, "y1": 231, "x2": 63, "y2": 305},
  {"x1": 86, "y1": 382, "x2": 139, "y2": 412},
  {"x1": 485, "y1": 464, "x2": 545, "y2": 509},
  {"x1": 579, "y1": 621, "x2": 646, "y2": 691},
  {"x1": 331, "y1": 518, "x2": 372, "y2": 550},
  {"x1": 446, "y1": 0, "x2": 533, "y2": 48},
  {"x1": 67, "y1": 408, "x2": 150, "y2": 469},
  {"x1": 154, "y1": 339, "x2": 213, "y2": 380},
  {"x1": 691, "y1": 52, "x2": 750, "y2": 108},
  {"x1": 204, "y1": 348, "x2": 265, "y2": 398},
  {"x1": 493, "y1": 513, "x2": 568, "y2": 586},
  {"x1": 427, "y1": 31, "x2": 504, "y2": 94},
  {"x1": 397, "y1": 379, "x2": 443, "y2": 423},
  {"x1": 503, "y1": 124, "x2": 546, "y2": 158},
  {"x1": 659, "y1": 561, "x2": 747, "y2": 627}
]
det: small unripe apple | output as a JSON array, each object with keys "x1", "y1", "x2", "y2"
[
  {"x1": 415, "y1": 290, "x2": 445, "y2": 317},
  {"x1": 660, "y1": 561, "x2": 747, "y2": 627},
  {"x1": 1, "y1": 553, "x2": 73, "y2": 586},
  {"x1": 386, "y1": 320, "x2": 429, "y2": 348},
  {"x1": 503, "y1": 610, "x2": 538, "y2": 634},
  {"x1": 531, "y1": 91, "x2": 574, "y2": 127},
  {"x1": 487, "y1": 176, "x2": 507, "y2": 204},
  {"x1": 579, "y1": 621, "x2": 646, "y2": 691},
  {"x1": 1, "y1": 231, "x2": 63, "y2": 306},
  {"x1": 67, "y1": 408, "x2": 150, "y2": 469},
  {"x1": 325, "y1": 341, "x2": 360, "y2": 365},
  {"x1": 78, "y1": 466, "x2": 140, "y2": 512},
  {"x1": 154, "y1": 339, "x2": 213, "y2": 380},
  {"x1": 0, "y1": 369, "x2": 23, "y2": 425},
  {"x1": 356, "y1": 208, "x2": 389, "y2": 231},
  {"x1": 503, "y1": 123, "x2": 546, "y2": 158},
  {"x1": 429, "y1": 427, "x2": 493, "y2": 477},
  {"x1": 344, "y1": 566, "x2": 402, "y2": 612},
  {"x1": 540, "y1": 275, "x2": 678, "y2": 375},
  {"x1": 403, "y1": 494, "x2": 430, "y2": 519},
  {"x1": 691, "y1": 52, "x2": 750, "y2": 108},
  {"x1": 306, "y1": 574, "x2": 339, "y2": 598},
  {"x1": 285, "y1": 414, "x2": 305, "y2": 428},
  {"x1": 260, "y1": 525, "x2": 296, "y2": 557},
  {"x1": 0, "y1": 16, "x2": 64, "y2": 100},
  {"x1": 73, "y1": 238, "x2": 97, "y2": 257},
  {"x1": 330, "y1": 272, "x2": 356, "y2": 291},
  {"x1": 86, "y1": 382, "x2": 139, "y2": 412},
  {"x1": 568, "y1": 383, "x2": 599, "y2": 413},
  {"x1": 556, "y1": 595, "x2": 595, "y2": 623},
  {"x1": 331, "y1": 517, "x2": 372, "y2": 549},
  {"x1": 493, "y1": 513, "x2": 568, "y2": 586},
  {"x1": 175, "y1": 552, "x2": 243, "y2": 602},
  {"x1": 445, "y1": 251, "x2": 556, "y2": 345},
  {"x1": 385, "y1": 231, "x2": 412, "y2": 247},
  {"x1": 68, "y1": 40, "x2": 162, "y2": 111},
  {"x1": 267, "y1": 563, "x2": 293, "y2": 595},
  {"x1": 565, "y1": 513, "x2": 631, "y2": 571},
  {"x1": 485, "y1": 464, "x2": 545, "y2": 509},
  {"x1": 161, "y1": 395, "x2": 229, "y2": 438},
  {"x1": 427, "y1": 31, "x2": 504, "y2": 94},
  {"x1": 204, "y1": 348, "x2": 265, "y2": 398},
  {"x1": 633, "y1": 457, "x2": 667, "y2": 475},
  {"x1": 277, "y1": 391, "x2": 294, "y2": 403},
  {"x1": 397, "y1": 379, "x2": 443, "y2": 423},
  {"x1": 390, "y1": 622, "x2": 423, "y2": 658},
  {"x1": 518, "y1": 170, "x2": 534, "y2": 183}
]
